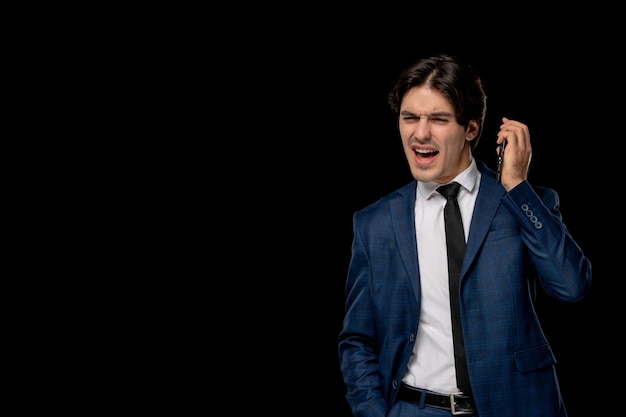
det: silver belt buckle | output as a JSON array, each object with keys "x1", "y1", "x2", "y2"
[{"x1": 450, "y1": 392, "x2": 475, "y2": 415}]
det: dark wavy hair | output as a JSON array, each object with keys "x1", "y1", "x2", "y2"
[{"x1": 388, "y1": 54, "x2": 487, "y2": 149}]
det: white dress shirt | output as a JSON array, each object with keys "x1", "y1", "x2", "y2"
[{"x1": 402, "y1": 157, "x2": 481, "y2": 394}]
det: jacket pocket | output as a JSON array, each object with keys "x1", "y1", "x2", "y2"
[{"x1": 514, "y1": 344, "x2": 556, "y2": 373}]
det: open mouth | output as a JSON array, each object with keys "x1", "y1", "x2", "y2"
[{"x1": 414, "y1": 148, "x2": 438, "y2": 164}]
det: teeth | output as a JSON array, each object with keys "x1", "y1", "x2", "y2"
[{"x1": 415, "y1": 149, "x2": 437, "y2": 154}]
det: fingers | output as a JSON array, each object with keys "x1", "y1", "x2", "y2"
[{"x1": 498, "y1": 117, "x2": 529, "y2": 147}]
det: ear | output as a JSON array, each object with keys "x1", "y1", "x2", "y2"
[{"x1": 466, "y1": 120, "x2": 479, "y2": 141}]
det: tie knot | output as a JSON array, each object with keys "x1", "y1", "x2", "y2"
[{"x1": 437, "y1": 182, "x2": 461, "y2": 199}]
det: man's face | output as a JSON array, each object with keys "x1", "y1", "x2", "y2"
[{"x1": 398, "y1": 86, "x2": 477, "y2": 184}]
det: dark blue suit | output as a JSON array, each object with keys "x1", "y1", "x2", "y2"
[{"x1": 338, "y1": 161, "x2": 592, "y2": 417}]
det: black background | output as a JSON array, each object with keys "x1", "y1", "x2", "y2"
[{"x1": 206, "y1": 11, "x2": 620, "y2": 416}]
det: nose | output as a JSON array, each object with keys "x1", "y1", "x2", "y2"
[{"x1": 413, "y1": 118, "x2": 431, "y2": 139}]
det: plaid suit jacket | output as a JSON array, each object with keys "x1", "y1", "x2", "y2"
[{"x1": 338, "y1": 160, "x2": 592, "y2": 417}]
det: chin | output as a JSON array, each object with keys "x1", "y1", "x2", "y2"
[{"x1": 410, "y1": 166, "x2": 438, "y2": 183}]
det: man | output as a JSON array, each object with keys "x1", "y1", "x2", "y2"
[{"x1": 337, "y1": 54, "x2": 592, "y2": 417}]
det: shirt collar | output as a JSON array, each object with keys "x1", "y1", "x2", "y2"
[{"x1": 418, "y1": 156, "x2": 480, "y2": 199}]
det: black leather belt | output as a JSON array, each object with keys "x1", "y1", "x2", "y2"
[{"x1": 398, "y1": 382, "x2": 477, "y2": 415}]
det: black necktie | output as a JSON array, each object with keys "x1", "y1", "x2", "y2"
[{"x1": 437, "y1": 182, "x2": 471, "y2": 395}]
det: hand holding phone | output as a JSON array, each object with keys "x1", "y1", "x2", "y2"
[{"x1": 496, "y1": 139, "x2": 507, "y2": 183}]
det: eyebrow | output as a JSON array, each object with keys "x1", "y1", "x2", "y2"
[{"x1": 399, "y1": 110, "x2": 454, "y2": 118}]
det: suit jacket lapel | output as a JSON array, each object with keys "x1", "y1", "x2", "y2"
[
  {"x1": 389, "y1": 182, "x2": 420, "y2": 302},
  {"x1": 463, "y1": 162, "x2": 506, "y2": 275}
]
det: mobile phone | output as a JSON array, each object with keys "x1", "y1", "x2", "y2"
[{"x1": 496, "y1": 139, "x2": 507, "y2": 183}]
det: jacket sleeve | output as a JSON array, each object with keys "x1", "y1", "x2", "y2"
[
  {"x1": 502, "y1": 180, "x2": 592, "y2": 301},
  {"x1": 338, "y1": 211, "x2": 389, "y2": 417}
]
